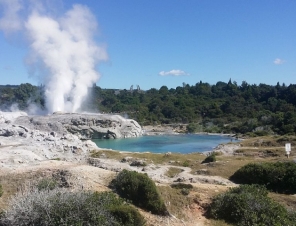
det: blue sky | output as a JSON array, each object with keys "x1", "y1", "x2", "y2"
[{"x1": 0, "y1": 0, "x2": 296, "y2": 90}]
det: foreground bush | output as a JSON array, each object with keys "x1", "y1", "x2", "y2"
[
  {"x1": 111, "y1": 169, "x2": 168, "y2": 215},
  {"x1": 230, "y1": 161, "x2": 296, "y2": 193},
  {"x1": 0, "y1": 188, "x2": 145, "y2": 226},
  {"x1": 209, "y1": 184, "x2": 295, "y2": 226}
]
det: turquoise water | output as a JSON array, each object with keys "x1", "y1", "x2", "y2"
[{"x1": 93, "y1": 134, "x2": 235, "y2": 154}]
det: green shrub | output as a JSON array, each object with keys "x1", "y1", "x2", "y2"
[
  {"x1": 202, "y1": 153, "x2": 217, "y2": 164},
  {"x1": 180, "y1": 188, "x2": 190, "y2": 196},
  {"x1": 186, "y1": 123, "x2": 199, "y2": 133},
  {"x1": 0, "y1": 184, "x2": 3, "y2": 197},
  {"x1": 37, "y1": 178, "x2": 58, "y2": 191},
  {"x1": 171, "y1": 183, "x2": 193, "y2": 196},
  {"x1": 209, "y1": 184, "x2": 295, "y2": 226},
  {"x1": 230, "y1": 161, "x2": 296, "y2": 193},
  {"x1": 0, "y1": 189, "x2": 144, "y2": 226},
  {"x1": 111, "y1": 169, "x2": 168, "y2": 215},
  {"x1": 109, "y1": 205, "x2": 146, "y2": 226},
  {"x1": 182, "y1": 160, "x2": 190, "y2": 167},
  {"x1": 170, "y1": 183, "x2": 193, "y2": 190}
]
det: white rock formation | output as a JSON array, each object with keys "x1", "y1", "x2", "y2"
[
  {"x1": 0, "y1": 111, "x2": 28, "y2": 123},
  {"x1": 0, "y1": 112, "x2": 142, "y2": 169},
  {"x1": 15, "y1": 113, "x2": 142, "y2": 139}
]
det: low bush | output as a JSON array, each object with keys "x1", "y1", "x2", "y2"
[
  {"x1": 171, "y1": 183, "x2": 193, "y2": 196},
  {"x1": 202, "y1": 153, "x2": 217, "y2": 164},
  {"x1": 209, "y1": 184, "x2": 295, "y2": 226},
  {"x1": 180, "y1": 188, "x2": 190, "y2": 196},
  {"x1": 0, "y1": 188, "x2": 145, "y2": 226},
  {"x1": 230, "y1": 161, "x2": 296, "y2": 193},
  {"x1": 37, "y1": 178, "x2": 58, "y2": 191},
  {"x1": 170, "y1": 183, "x2": 193, "y2": 190},
  {"x1": 0, "y1": 184, "x2": 3, "y2": 197},
  {"x1": 182, "y1": 160, "x2": 190, "y2": 167},
  {"x1": 111, "y1": 169, "x2": 168, "y2": 215},
  {"x1": 109, "y1": 205, "x2": 146, "y2": 226}
]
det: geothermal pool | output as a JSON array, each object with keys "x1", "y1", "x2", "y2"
[{"x1": 93, "y1": 134, "x2": 235, "y2": 154}]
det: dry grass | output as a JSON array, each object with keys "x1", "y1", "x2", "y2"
[
  {"x1": 0, "y1": 171, "x2": 46, "y2": 210},
  {"x1": 91, "y1": 149, "x2": 206, "y2": 165},
  {"x1": 157, "y1": 185, "x2": 196, "y2": 219},
  {"x1": 165, "y1": 167, "x2": 184, "y2": 178},
  {"x1": 269, "y1": 192, "x2": 296, "y2": 212},
  {"x1": 189, "y1": 155, "x2": 292, "y2": 179}
]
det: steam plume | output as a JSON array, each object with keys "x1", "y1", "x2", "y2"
[
  {"x1": 0, "y1": 1, "x2": 107, "y2": 113},
  {"x1": 0, "y1": 0, "x2": 22, "y2": 33}
]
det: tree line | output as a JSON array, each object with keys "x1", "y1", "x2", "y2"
[{"x1": 1, "y1": 80, "x2": 296, "y2": 135}]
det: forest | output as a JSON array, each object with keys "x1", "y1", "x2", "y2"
[{"x1": 1, "y1": 79, "x2": 296, "y2": 136}]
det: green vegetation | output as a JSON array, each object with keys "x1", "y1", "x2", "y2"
[
  {"x1": 0, "y1": 184, "x2": 3, "y2": 197},
  {"x1": 202, "y1": 153, "x2": 217, "y2": 163},
  {"x1": 209, "y1": 184, "x2": 296, "y2": 226},
  {"x1": 0, "y1": 189, "x2": 145, "y2": 226},
  {"x1": 171, "y1": 183, "x2": 193, "y2": 196},
  {"x1": 37, "y1": 178, "x2": 58, "y2": 191},
  {"x1": 230, "y1": 161, "x2": 296, "y2": 194},
  {"x1": 2, "y1": 80, "x2": 296, "y2": 135},
  {"x1": 182, "y1": 159, "x2": 190, "y2": 167},
  {"x1": 0, "y1": 83, "x2": 44, "y2": 110},
  {"x1": 111, "y1": 169, "x2": 168, "y2": 215},
  {"x1": 170, "y1": 183, "x2": 193, "y2": 190},
  {"x1": 109, "y1": 205, "x2": 146, "y2": 226}
]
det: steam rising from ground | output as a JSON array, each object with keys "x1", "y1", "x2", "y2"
[{"x1": 0, "y1": 0, "x2": 107, "y2": 113}]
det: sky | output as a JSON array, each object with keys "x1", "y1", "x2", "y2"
[{"x1": 0, "y1": 0, "x2": 296, "y2": 90}]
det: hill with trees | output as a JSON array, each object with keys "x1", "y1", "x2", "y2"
[{"x1": 1, "y1": 80, "x2": 296, "y2": 135}]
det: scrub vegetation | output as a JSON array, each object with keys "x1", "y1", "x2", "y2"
[
  {"x1": 0, "y1": 188, "x2": 145, "y2": 226},
  {"x1": 110, "y1": 169, "x2": 168, "y2": 215},
  {"x1": 208, "y1": 185, "x2": 296, "y2": 226},
  {"x1": 230, "y1": 161, "x2": 296, "y2": 194}
]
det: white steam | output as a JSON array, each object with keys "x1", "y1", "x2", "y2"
[
  {"x1": 0, "y1": 0, "x2": 22, "y2": 34},
  {"x1": 0, "y1": 1, "x2": 107, "y2": 113}
]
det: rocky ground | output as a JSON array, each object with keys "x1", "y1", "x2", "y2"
[{"x1": 0, "y1": 111, "x2": 240, "y2": 225}]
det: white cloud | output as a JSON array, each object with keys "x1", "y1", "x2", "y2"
[
  {"x1": 159, "y1": 69, "x2": 189, "y2": 76},
  {"x1": 273, "y1": 58, "x2": 285, "y2": 65}
]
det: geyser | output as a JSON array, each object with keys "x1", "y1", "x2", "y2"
[{"x1": 0, "y1": 0, "x2": 108, "y2": 113}]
